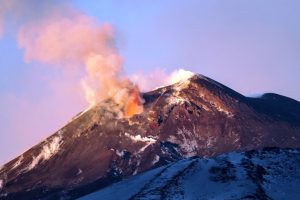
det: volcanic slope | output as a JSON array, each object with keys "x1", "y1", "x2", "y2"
[
  {"x1": 1, "y1": 73, "x2": 300, "y2": 199},
  {"x1": 80, "y1": 148, "x2": 300, "y2": 200}
]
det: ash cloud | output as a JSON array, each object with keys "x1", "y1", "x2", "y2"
[
  {"x1": 1, "y1": 0, "x2": 143, "y2": 117},
  {"x1": 0, "y1": 0, "x2": 188, "y2": 118}
]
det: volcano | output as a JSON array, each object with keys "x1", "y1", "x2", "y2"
[{"x1": 1, "y1": 73, "x2": 300, "y2": 199}]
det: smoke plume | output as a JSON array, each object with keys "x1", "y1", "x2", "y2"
[
  {"x1": 1, "y1": 1, "x2": 143, "y2": 117},
  {"x1": 131, "y1": 68, "x2": 195, "y2": 92},
  {"x1": 1, "y1": 1, "x2": 192, "y2": 118}
]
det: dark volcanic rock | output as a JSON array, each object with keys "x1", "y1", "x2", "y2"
[{"x1": 1, "y1": 74, "x2": 300, "y2": 199}]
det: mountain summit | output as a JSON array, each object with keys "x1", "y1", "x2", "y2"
[{"x1": 1, "y1": 73, "x2": 300, "y2": 199}]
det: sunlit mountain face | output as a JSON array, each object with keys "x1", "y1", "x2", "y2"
[{"x1": 1, "y1": 74, "x2": 300, "y2": 200}]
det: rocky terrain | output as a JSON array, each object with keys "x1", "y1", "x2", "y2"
[
  {"x1": 80, "y1": 148, "x2": 300, "y2": 200},
  {"x1": 0, "y1": 73, "x2": 300, "y2": 199}
]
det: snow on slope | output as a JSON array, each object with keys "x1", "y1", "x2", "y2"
[
  {"x1": 80, "y1": 148, "x2": 300, "y2": 200},
  {"x1": 26, "y1": 135, "x2": 62, "y2": 171}
]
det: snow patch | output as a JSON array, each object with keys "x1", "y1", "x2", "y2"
[
  {"x1": 206, "y1": 136, "x2": 216, "y2": 148},
  {"x1": 138, "y1": 143, "x2": 152, "y2": 153},
  {"x1": 124, "y1": 133, "x2": 157, "y2": 153},
  {"x1": 116, "y1": 150, "x2": 125, "y2": 157},
  {"x1": 166, "y1": 79, "x2": 191, "y2": 106},
  {"x1": 124, "y1": 133, "x2": 156, "y2": 143},
  {"x1": 203, "y1": 101, "x2": 233, "y2": 117},
  {"x1": 133, "y1": 160, "x2": 141, "y2": 175},
  {"x1": 152, "y1": 155, "x2": 160, "y2": 165},
  {"x1": 0, "y1": 179, "x2": 3, "y2": 190},
  {"x1": 77, "y1": 168, "x2": 83, "y2": 176},
  {"x1": 12, "y1": 155, "x2": 24, "y2": 170},
  {"x1": 26, "y1": 135, "x2": 62, "y2": 171},
  {"x1": 214, "y1": 105, "x2": 232, "y2": 116},
  {"x1": 167, "y1": 96, "x2": 187, "y2": 105},
  {"x1": 176, "y1": 128, "x2": 198, "y2": 157}
]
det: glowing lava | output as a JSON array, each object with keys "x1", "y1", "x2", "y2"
[{"x1": 124, "y1": 86, "x2": 143, "y2": 118}]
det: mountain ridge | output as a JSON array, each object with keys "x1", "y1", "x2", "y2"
[
  {"x1": 1, "y1": 73, "x2": 300, "y2": 199},
  {"x1": 80, "y1": 147, "x2": 300, "y2": 200}
]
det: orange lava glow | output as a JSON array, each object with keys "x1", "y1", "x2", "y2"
[{"x1": 125, "y1": 86, "x2": 143, "y2": 118}]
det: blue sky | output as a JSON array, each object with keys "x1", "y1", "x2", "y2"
[
  {"x1": 73, "y1": 0, "x2": 300, "y2": 96},
  {"x1": 1, "y1": 0, "x2": 300, "y2": 164}
]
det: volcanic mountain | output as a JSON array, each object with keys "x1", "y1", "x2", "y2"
[{"x1": 1, "y1": 73, "x2": 300, "y2": 199}]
